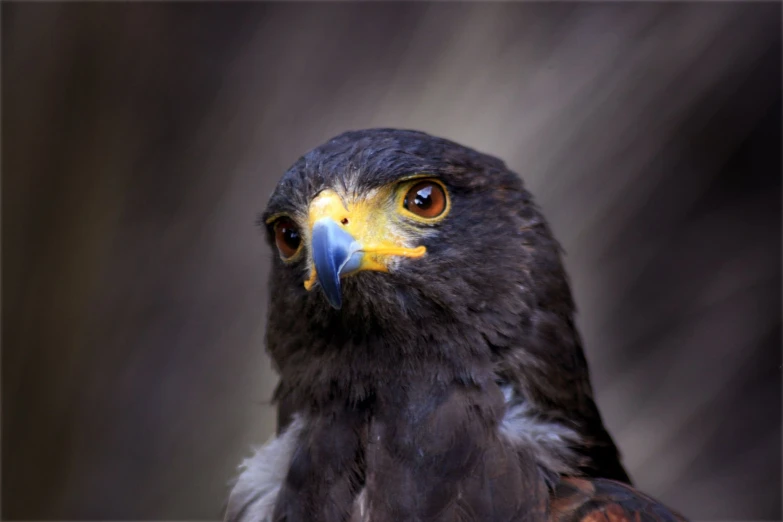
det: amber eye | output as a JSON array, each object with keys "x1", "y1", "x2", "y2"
[
  {"x1": 273, "y1": 218, "x2": 302, "y2": 259},
  {"x1": 403, "y1": 181, "x2": 447, "y2": 219}
]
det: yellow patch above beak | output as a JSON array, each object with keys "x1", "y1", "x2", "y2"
[{"x1": 303, "y1": 189, "x2": 425, "y2": 308}]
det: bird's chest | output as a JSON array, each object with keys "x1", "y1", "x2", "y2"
[{"x1": 271, "y1": 382, "x2": 548, "y2": 522}]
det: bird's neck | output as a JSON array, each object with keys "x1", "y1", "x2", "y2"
[
  {"x1": 271, "y1": 312, "x2": 502, "y2": 415},
  {"x1": 269, "y1": 283, "x2": 592, "y2": 446}
]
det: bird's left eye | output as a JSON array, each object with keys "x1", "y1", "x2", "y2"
[
  {"x1": 273, "y1": 217, "x2": 302, "y2": 259},
  {"x1": 403, "y1": 180, "x2": 448, "y2": 219}
]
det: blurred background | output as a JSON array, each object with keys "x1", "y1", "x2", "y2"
[{"x1": 2, "y1": 2, "x2": 780, "y2": 520}]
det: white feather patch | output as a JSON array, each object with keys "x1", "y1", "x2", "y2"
[
  {"x1": 224, "y1": 415, "x2": 306, "y2": 522},
  {"x1": 350, "y1": 487, "x2": 369, "y2": 522},
  {"x1": 497, "y1": 385, "x2": 582, "y2": 474}
]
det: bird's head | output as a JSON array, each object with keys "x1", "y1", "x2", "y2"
[{"x1": 260, "y1": 129, "x2": 576, "y2": 401}]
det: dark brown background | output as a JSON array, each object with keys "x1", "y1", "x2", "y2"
[{"x1": 3, "y1": 2, "x2": 781, "y2": 520}]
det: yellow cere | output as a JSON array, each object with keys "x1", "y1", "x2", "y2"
[{"x1": 303, "y1": 186, "x2": 428, "y2": 290}]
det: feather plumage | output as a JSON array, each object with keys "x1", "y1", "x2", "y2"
[{"x1": 226, "y1": 129, "x2": 686, "y2": 522}]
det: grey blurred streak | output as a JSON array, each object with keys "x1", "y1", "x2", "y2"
[{"x1": 2, "y1": 2, "x2": 780, "y2": 521}]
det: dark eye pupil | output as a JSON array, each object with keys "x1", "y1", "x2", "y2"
[
  {"x1": 282, "y1": 226, "x2": 300, "y2": 249},
  {"x1": 414, "y1": 186, "x2": 433, "y2": 209}
]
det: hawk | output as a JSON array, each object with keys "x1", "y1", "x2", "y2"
[{"x1": 225, "y1": 129, "x2": 687, "y2": 522}]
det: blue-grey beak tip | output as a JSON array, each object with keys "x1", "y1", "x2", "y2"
[
  {"x1": 311, "y1": 218, "x2": 358, "y2": 310},
  {"x1": 321, "y1": 274, "x2": 342, "y2": 310}
]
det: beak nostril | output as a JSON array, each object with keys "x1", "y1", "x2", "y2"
[{"x1": 341, "y1": 218, "x2": 349, "y2": 225}]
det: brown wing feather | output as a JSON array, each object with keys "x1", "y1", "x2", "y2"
[{"x1": 550, "y1": 477, "x2": 688, "y2": 522}]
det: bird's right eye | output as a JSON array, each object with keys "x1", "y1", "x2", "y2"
[{"x1": 273, "y1": 217, "x2": 302, "y2": 259}]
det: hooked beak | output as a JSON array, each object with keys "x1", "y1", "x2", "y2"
[
  {"x1": 310, "y1": 218, "x2": 362, "y2": 309},
  {"x1": 304, "y1": 190, "x2": 426, "y2": 309}
]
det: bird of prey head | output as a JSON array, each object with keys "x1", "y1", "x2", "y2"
[{"x1": 226, "y1": 129, "x2": 687, "y2": 522}]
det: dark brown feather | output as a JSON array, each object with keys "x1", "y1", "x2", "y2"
[{"x1": 550, "y1": 477, "x2": 687, "y2": 522}]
